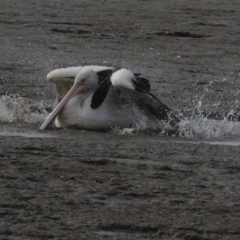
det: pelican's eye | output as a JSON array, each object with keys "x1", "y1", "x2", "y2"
[{"x1": 81, "y1": 78, "x2": 86, "y2": 83}]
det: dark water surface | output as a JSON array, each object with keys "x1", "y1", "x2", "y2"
[{"x1": 1, "y1": 0, "x2": 240, "y2": 239}]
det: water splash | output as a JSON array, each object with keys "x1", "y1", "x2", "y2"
[
  {"x1": 0, "y1": 95, "x2": 49, "y2": 124},
  {"x1": 0, "y1": 93, "x2": 240, "y2": 139},
  {"x1": 181, "y1": 117, "x2": 240, "y2": 139},
  {"x1": 177, "y1": 79, "x2": 240, "y2": 139}
]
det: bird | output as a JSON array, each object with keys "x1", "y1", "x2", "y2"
[{"x1": 40, "y1": 65, "x2": 180, "y2": 132}]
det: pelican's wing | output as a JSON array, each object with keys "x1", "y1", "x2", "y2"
[
  {"x1": 135, "y1": 91, "x2": 180, "y2": 127},
  {"x1": 91, "y1": 68, "x2": 117, "y2": 109},
  {"x1": 145, "y1": 92, "x2": 180, "y2": 126},
  {"x1": 110, "y1": 69, "x2": 179, "y2": 125},
  {"x1": 47, "y1": 65, "x2": 114, "y2": 83},
  {"x1": 132, "y1": 74, "x2": 150, "y2": 93},
  {"x1": 110, "y1": 84, "x2": 180, "y2": 127},
  {"x1": 47, "y1": 66, "x2": 83, "y2": 100},
  {"x1": 47, "y1": 65, "x2": 114, "y2": 101},
  {"x1": 110, "y1": 69, "x2": 151, "y2": 93},
  {"x1": 47, "y1": 66, "x2": 83, "y2": 82}
]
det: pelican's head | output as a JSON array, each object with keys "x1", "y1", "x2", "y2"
[
  {"x1": 74, "y1": 69, "x2": 98, "y2": 92},
  {"x1": 40, "y1": 69, "x2": 98, "y2": 130}
]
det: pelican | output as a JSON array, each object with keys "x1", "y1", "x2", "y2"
[{"x1": 40, "y1": 66, "x2": 180, "y2": 132}]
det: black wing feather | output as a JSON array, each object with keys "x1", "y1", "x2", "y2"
[
  {"x1": 132, "y1": 73, "x2": 178, "y2": 125},
  {"x1": 146, "y1": 92, "x2": 180, "y2": 126},
  {"x1": 91, "y1": 69, "x2": 117, "y2": 109},
  {"x1": 132, "y1": 74, "x2": 151, "y2": 93}
]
